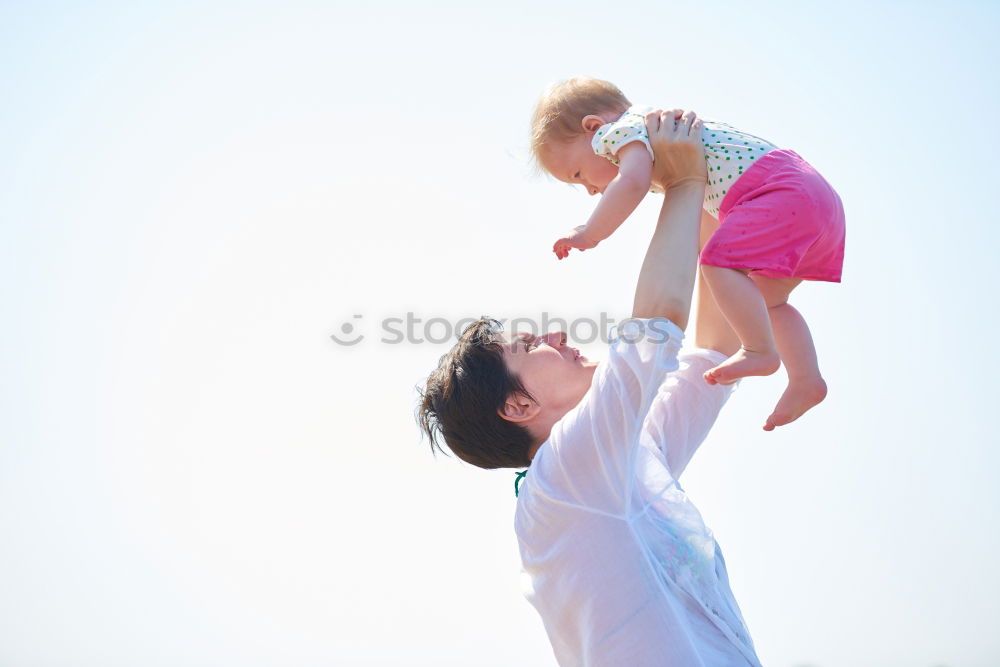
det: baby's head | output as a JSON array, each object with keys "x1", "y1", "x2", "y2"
[{"x1": 530, "y1": 77, "x2": 631, "y2": 194}]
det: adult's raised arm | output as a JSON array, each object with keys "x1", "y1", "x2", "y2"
[{"x1": 631, "y1": 110, "x2": 707, "y2": 330}]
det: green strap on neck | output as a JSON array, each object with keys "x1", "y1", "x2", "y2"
[{"x1": 514, "y1": 469, "x2": 528, "y2": 497}]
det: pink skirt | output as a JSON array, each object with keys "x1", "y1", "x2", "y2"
[{"x1": 700, "y1": 149, "x2": 846, "y2": 282}]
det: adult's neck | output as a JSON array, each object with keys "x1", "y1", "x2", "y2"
[
  {"x1": 524, "y1": 361, "x2": 599, "y2": 461},
  {"x1": 525, "y1": 402, "x2": 574, "y2": 461}
]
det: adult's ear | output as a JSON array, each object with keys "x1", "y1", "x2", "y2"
[
  {"x1": 499, "y1": 393, "x2": 540, "y2": 423},
  {"x1": 581, "y1": 114, "x2": 606, "y2": 133}
]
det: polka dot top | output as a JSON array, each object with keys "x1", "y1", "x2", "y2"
[
  {"x1": 700, "y1": 120, "x2": 778, "y2": 217},
  {"x1": 592, "y1": 106, "x2": 779, "y2": 218}
]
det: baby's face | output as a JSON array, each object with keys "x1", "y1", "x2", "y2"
[{"x1": 542, "y1": 134, "x2": 620, "y2": 196}]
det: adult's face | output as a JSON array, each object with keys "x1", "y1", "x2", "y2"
[{"x1": 500, "y1": 330, "x2": 599, "y2": 427}]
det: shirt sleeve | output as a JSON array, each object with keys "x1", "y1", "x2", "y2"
[
  {"x1": 640, "y1": 348, "x2": 736, "y2": 480},
  {"x1": 591, "y1": 112, "x2": 655, "y2": 165},
  {"x1": 533, "y1": 318, "x2": 684, "y2": 511}
]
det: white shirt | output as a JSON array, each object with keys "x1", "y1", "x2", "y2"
[
  {"x1": 592, "y1": 106, "x2": 779, "y2": 217},
  {"x1": 514, "y1": 319, "x2": 761, "y2": 667}
]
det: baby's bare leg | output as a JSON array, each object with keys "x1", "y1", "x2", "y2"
[
  {"x1": 751, "y1": 275, "x2": 828, "y2": 431},
  {"x1": 701, "y1": 265, "x2": 781, "y2": 385}
]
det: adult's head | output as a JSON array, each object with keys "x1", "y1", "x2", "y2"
[{"x1": 418, "y1": 318, "x2": 597, "y2": 469}]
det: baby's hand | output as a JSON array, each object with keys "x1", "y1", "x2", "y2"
[{"x1": 552, "y1": 225, "x2": 598, "y2": 260}]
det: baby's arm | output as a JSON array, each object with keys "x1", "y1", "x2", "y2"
[{"x1": 552, "y1": 143, "x2": 654, "y2": 259}]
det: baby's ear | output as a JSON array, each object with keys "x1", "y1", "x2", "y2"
[{"x1": 581, "y1": 115, "x2": 605, "y2": 133}]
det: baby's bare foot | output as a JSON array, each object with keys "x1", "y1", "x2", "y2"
[
  {"x1": 704, "y1": 347, "x2": 780, "y2": 386},
  {"x1": 763, "y1": 377, "x2": 828, "y2": 431}
]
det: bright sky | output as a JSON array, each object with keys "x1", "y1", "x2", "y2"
[{"x1": 1, "y1": 2, "x2": 998, "y2": 666}]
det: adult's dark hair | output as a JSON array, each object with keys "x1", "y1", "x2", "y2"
[{"x1": 417, "y1": 317, "x2": 535, "y2": 469}]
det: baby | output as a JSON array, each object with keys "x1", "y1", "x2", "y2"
[{"x1": 530, "y1": 77, "x2": 845, "y2": 431}]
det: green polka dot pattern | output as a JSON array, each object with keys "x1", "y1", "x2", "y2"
[
  {"x1": 590, "y1": 108, "x2": 656, "y2": 168},
  {"x1": 700, "y1": 120, "x2": 778, "y2": 217},
  {"x1": 591, "y1": 108, "x2": 779, "y2": 213}
]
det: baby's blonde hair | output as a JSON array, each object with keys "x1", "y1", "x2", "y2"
[{"x1": 529, "y1": 76, "x2": 631, "y2": 168}]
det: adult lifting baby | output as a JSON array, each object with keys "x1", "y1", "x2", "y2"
[{"x1": 419, "y1": 110, "x2": 766, "y2": 666}]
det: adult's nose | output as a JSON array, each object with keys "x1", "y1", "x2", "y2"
[{"x1": 543, "y1": 331, "x2": 567, "y2": 347}]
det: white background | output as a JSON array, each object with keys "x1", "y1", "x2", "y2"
[{"x1": 2, "y1": 1, "x2": 997, "y2": 665}]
